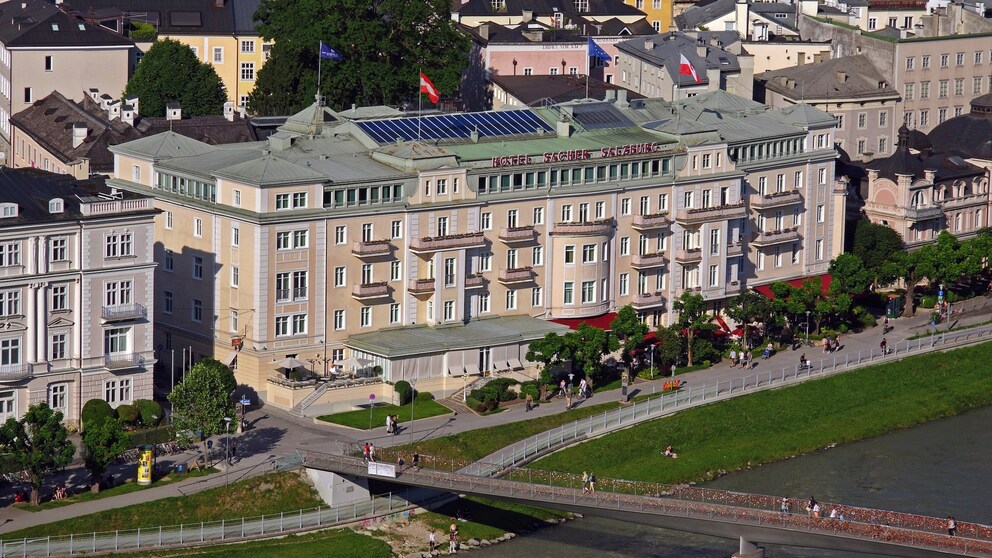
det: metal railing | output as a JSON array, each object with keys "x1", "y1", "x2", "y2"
[{"x1": 101, "y1": 304, "x2": 147, "y2": 321}]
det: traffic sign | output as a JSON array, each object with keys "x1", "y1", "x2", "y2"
[
  {"x1": 369, "y1": 394, "x2": 376, "y2": 400},
  {"x1": 239, "y1": 397, "x2": 251, "y2": 406}
]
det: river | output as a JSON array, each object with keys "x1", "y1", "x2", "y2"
[{"x1": 469, "y1": 406, "x2": 992, "y2": 557}]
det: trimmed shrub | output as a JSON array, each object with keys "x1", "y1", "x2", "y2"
[
  {"x1": 469, "y1": 378, "x2": 519, "y2": 403},
  {"x1": 116, "y1": 404, "x2": 140, "y2": 425},
  {"x1": 394, "y1": 380, "x2": 413, "y2": 405},
  {"x1": 415, "y1": 391, "x2": 435, "y2": 402},
  {"x1": 520, "y1": 383, "x2": 540, "y2": 400},
  {"x1": 474, "y1": 404, "x2": 487, "y2": 414},
  {"x1": 134, "y1": 399, "x2": 164, "y2": 427},
  {"x1": 485, "y1": 399, "x2": 498, "y2": 411},
  {"x1": 920, "y1": 295, "x2": 936, "y2": 309},
  {"x1": 81, "y1": 398, "x2": 115, "y2": 431}
]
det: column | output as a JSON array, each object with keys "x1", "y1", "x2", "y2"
[
  {"x1": 72, "y1": 279, "x2": 82, "y2": 361},
  {"x1": 25, "y1": 284, "x2": 36, "y2": 364},
  {"x1": 36, "y1": 284, "x2": 47, "y2": 363}
]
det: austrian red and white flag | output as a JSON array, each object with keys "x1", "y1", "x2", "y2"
[
  {"x1": 420, "y1": 72, "x2": 440, "y2": 103},
  {"x1": 679, "y1": 53, "x2": 701, "y2": 84}
]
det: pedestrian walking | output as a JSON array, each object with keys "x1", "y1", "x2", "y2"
[
  {"x1": 565, "y1": 390, "x2": 572, "y2": 410},
  {"x1": 412, "y1": 453, "x2": 420, "y2": 470},
  {"x1": 368, "y1": 443, "x2": 376, "y2": 462},
  {"x1": 588, "y1": 473, "x2": 596, "y2": 493},
  {"x1": 385, "y1": 415, "x2": 393, "y2": 435},
  {"x1": 729, "y1": 348, "x2": 737, "y2": 367},
  {"x1": 525, "y1": 392, "x2": 533, "y2": 412},
  {"x1": 558, "y1": 379, "x2": 567, "y2": 398},
  {"x1": 948, "y1": 516, "x2": 957, "y2": 536},
  {"x1": 880, "y1": 337, "x2": 888, "y2": 355},
  {"x1": 429, "y1": 530, "x2": 436, "y2": 551},
  {"x1": 582, "y1": 471, "x2": 589, "y2": 493},
  {"x1": 449, "y1": 520, "x2": 459, "y2": 553},
  {"x1": 363, "y1": 442, "x2": 371, "y2": 462},
  {"x1": 578, "y1": 378, "x2": 588, "y2": 400},
  {"x1": 780, "y1": 498, "x2": 789, "y2": 515},
  {"x1": 231, "y1": 441, "x2": 237, "y2": 463},
  {"x1": 745, "y1": 350, "x2": 753, "y2": 369}
]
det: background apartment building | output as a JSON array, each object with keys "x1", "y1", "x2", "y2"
[
  {"x1": 0, "y1": 0, "x2": 132, "y2": 152},
  {"x1": 0, "y1": 169, "x2": 157, "y2": 426},
  {"x1": 107, "y1": 91, "x2": 842, "y2": 409}
]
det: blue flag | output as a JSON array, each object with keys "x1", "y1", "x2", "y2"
[
  {"x1": 588, "y1": 38, "x2": 611, "y2": 63},
  {"x1": 319, "y1": 41, "x2": 343, "y2": 61}
]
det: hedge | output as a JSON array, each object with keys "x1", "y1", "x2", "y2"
[
  {"x1": 394, "y1": 380, "x2": 413, "y2": 405},
  {"x1": 81, "y1": 399, "x2": 115, "y2": 431},
  {"x1": 135, "y1": 399, "x2": 164, "y2": 427},
  {"x1": 116, "y1": 404, "x2": 140, "y2": 424}
]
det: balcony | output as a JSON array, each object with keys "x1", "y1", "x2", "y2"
[
  {"x1": 632, "y1": 212, "x2": 671, "y2": 231},
  {"x1": 498, "y1": 226, "x2": 536, "y2": 244},
  {"x1": 941, "y1": 194, "x2": 987, "y2": 211},
  {"x1": 631, "y1": 252, "x2": 667, "y2": 270},
  {"x1": 0, "y1": 363, "x2": 31, "y2": 382},
  {"x1": 101, "y1": 303, "x2": 147, "y2": 321},
  {"x1": 904, "y1": 205, "x2": 944, "y2": 221},
  {"x1": 409, "y1": 232, "x2": 486, "y2": 253},
  {"x1": 631, "y1": 292, "x2": 666, "y2": 309},
  {"x1": 465, "y1": 274, "x2": 485, "y2": 289},
  {"x1": 551, "y1": 218, "x2": 614, "y2": 236},
  {"x1": 352, "y1": 282, "x2": 389, "y2": 301},
  {"x1": 498, "y1": 267, "x2": 535, "y2": 285},
  {"x1": 105, "y1": 353, "x2": 145, "y2": 370},
  {"x1": 751, "y1": 227, "x2": 802, "y2": 246},
  {"x1": 408, "y1": 278, "x2": 436, "y2": 295},
  {"x1": 749, "y1": 190, "x2": 803, "y2": 209},
  {"x1": 352, "y1": 239, "x2": 392, "y2": 258},
  {"x1": 726, "y1": 280, "x2": 743, "y2": 294},
  {"x1": 727, "y1": 242, "x2": 744, "y2": 257},
  {"x1": 675, "y1": 202, "x2": 747, "y2": 225},
  {"x1": 674, "y1": 248, "x2": 703, "y2": 264}
]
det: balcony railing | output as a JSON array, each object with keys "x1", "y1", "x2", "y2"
[
  {"x1": 465, "y1": 274, "x2": 485, "y2": 289},
  {"x1": 0, "y1": 362, "x2": 31, "y2": 382},
  {"x1": 904, "y1": 205, "x2": 944, "y2": 221},
  {"x1": 632, "y1": 212, "x2": 671, "y2": 231},
  {"x1": 408, "y1": 278, "x2": 436, "y2": 294},
  {"x1": 105, "y1": 353, "x2": 144, "y2": 370},
  {"x1": 631, "y1": 252, "x2": 667, "y2": 269},
  {"x1": 499, "y1": 226, "x2": 536, "y2": 243},
  {"x1": 675, "y1": 202, "x2": 747, "y2": 224},
  {"x1": 631, "y1": 292, "x2": 666, "y2": 309},
  {"x1": 80, "y1": 197, "x2": 154, "y2": 216},
  {"x1": 409, "y1": 232, "x2": 486, "y2": 253},
  {"x1": 352, "y1": 239, "x2": 393, "y2": 258},
  {"x1": 727, "y1": 242, "x2": 744, "y2": 257},
  {"x1": 551, "y1": 218, "x2": 614, "y2": 236},
  {"x1": 940, "y1": 194, "x2": 987, "y2": 211},
  {"x1": 352, "y1": 282, "x2": 389, "y2": 300},
  {"x1": 276, "y1": 289, "x2": 291, "y2": 303},
  {"x1": 101, "y1": 303, "x2": 147, "y2": 321},
  {"x1": 751, "y1": 227, "x2": 802, "y2": 246},
  {"x1": 749, "y1": 190, "x2": 803, "y2": 209},
  {"x1": 674, "y1": 248, "x2": 703, "y2": 263},
  {"x1": 498, "y1": 267, "x2": 535, "y2": 284}
]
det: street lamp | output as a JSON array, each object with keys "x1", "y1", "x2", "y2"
[
  {"x1": 649, "y1": 343, "x2": 657, "y2": 379},
  {"x1": 805, "y1": 311, "x2": 811, "y2": 344},
  {"x1": 568, "y1": 373, "x2": 574, "y2": 393},
  {"x1": 222, "y1": 417, "x2": 232, "y2": 486},
  {"x1": 410, "y1": 377, "x2": 417, "y2": 435}
]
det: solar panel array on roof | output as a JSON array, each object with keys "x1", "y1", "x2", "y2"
[
  {"x1": 569, "y1": 104, "x2": 634, "y2": 130},
  {"x1": 356, "y1": 110, "x2": 552, "y2": 144}
]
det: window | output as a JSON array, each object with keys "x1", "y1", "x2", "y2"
[
  {"x1": 231, "y1": 225, "x2": 240, "y2": 247},
  {"x1": 0, "y1": 290, "x2": 18, "y2": 317},
  {"x1": 818, "y1": 168, "x2": 827, "y2": 185},
  {"x1": 776, "y1": 174, "x2": 785, "y2": 192},
  {"x1": 333, "y1": 310, "x2": 345, "y2": 330},
  {"x1": 233, "y1": 190, "x2": 242, "y2": 207},
  {"x1": 444, "y1": 257, "x2": 456, "y2": 287},
  {"x1": 479, "y1": 252, "x2": 492, "y2": 272},
  {"x1": 618, "y1": 237, "x2": 629, "y2": 256},
  {"x1": 582, "y1": 244, "x2": 596, "y2": 263},
  {"x1": 436, "y1": 179, "x2": 447, "y2": 195},
  {"x1": 708, "y1": 264, "x2": 719, "y2": 287},
  {"x1": 505, "y1": 289, "x2": 517, "y2": 310},
  {"x1": 361, "y1": 263, "x2": 373, "y2": 284},
  {"x1": 333, "y1": 266, "x2": 346, "y2": 288},
  {"x1": 164, "y1": 251, "x2": 174, "y2": 272},
  {"x1": 163, "y1": 290, "x2": 173, "y2": 314},
  {"x1": 104, "y1": 378, "x2": 131, "y2": 405},
  {"x1": 836, "y1": 115, "x2": 844, "y2": 129},
  {"x1": 561, "y1": 204, "x2": 573, "y2": 222},
  {"x1": 976, "y1": 50, "x2": 984, "y2": 65},
  {"x1": 939, "y1": 108, "x2": 947, "y2": 123},
  {"x1": 956, "y1": 52, "x2": 964, "y2": 66},
  {"x1": 389, "y1": 303, "x2": 400, "y2": 324},
  {"x1": 292, "y1": 314, "x2": 307, "y2": 334},
  {"x1": 293, "y1": 230, "x2": 308, "y2": 248},
  {"x1": 939, "y1": 80, "x2": 949, "y2": 98},
  {"x1": 920, "y1": 82, "x2": 930, "y2": 100},
  {"x1": 390, "y1": 261, "x2": 401, "y2": 281},
  {"x1": 48, "y1": 237, "x2": 67, "y2": 262},
  {"x1": 47, "y1": 285, "x2": 68, "y2": 311},
  {"x1": 335, "y1": 226, "x2": 346, "y2": 244},
  {"x1": 275, "y1": 316, "x2": 290, "y2": 336},
  {"x1": 213, "y1": 46, "x2": 223, "y2": 63},
  {"x1": 104, "y1": 327, "x2": 128, "y2": 355},
  {"x1": 868, "y1": 17, "x2": 876, "y2": 29},
  {"x1": 481, "y1": 212, "x2": 492, "y2": 230},
  {"x1": 50, "y1": 334, "x2": 67, "y2": 361},
  {"x1": 619, "y1": 273, "x2": 629, "y2": 296},
  {"x1": 104, "y1": 280, "x2": 132, "y2": 306},
  {"x1": 230, "y1": 265, "x2": 240, "y2": 287},
  {"x1": 580, "y1": 280, "x2": 595, "y2": 304},
  {"x1": 857, "y1": 139, "x2": 866, "y2": 155},
  {"x1": 975, "y1": 76, "x2": 984, "y2": 95},
  {"x1": 391, "y1": 220, "x2": 402, "y2": 238},
  {"x1": 658, "y1": 193, "x2": 669, "y2": 211},
  {"x1": 240, "y1": 40, "x2": 255, "y2": 54},
  {"x1": 683, "y1": 191, "x2": 693, "y2": 208},
  {"x1": 815, "y1": 239, "x2": 824, "y2": 261},
  {"x1": 479, "y1": 294, "x2": 491, "y2": 314},
  {"x1": 903, "y1": 83, "x2": 914, "y2": 101},
  {"x1": 793, "y1": 207, "x2": 802, "y2": 226},
  {"x1": 532, "y1": 246, "x2": 544, "y2": 266},
  {"x1": 193, "y1": 217, "x2": 202, "y2": 237},
  {"x1": 436, "y1": 217, "x2": 448, "y2": 236},
  {"x1": 563, "y1": 281, "x2": 574, "y2": 304},
  {"x1": 189, "y1": 257, "x2": 203, "y2": 281},
  {"x1": 564, "y1": 245, "x2": 575, "y2": 264},
  {"x1": 940, "y1": 54, "x2": 949, "y2": 68},
  {"x1": 23, "y1": 87, "x2": 31, "y2": 103},
  {"x1": 293, "y1": 192, "x2": 307, "y2": 208},
  {"x1": 595, "y1": 201, "x2": 605, "y2": 219},
  {"x1": 920, "y1": 110, "x2": 929, "y2": 127},
  {"x1": 954, "y1": 78, "x2": 964, "y2": 96},
  {"x1": 816, "y1": 204, "x2": 825, "y2": 223},
  {"x1": 443, "y1": 300, "x2": 454, "y2": 321},
  {"x1": 105, "y1": 232, "x2": 133, "y2": 258},
  {"x1": 240, "y1": 62, "x2": 255, "y2": 81},
  {"x1": 276, "y1": 231, "x2": 291, "y2": 250},
  {"x1": 533, "y1": 207, "x2": 544, "y2": 225},
  {"x1": 879, "y1": 137, "x2": 887, "y2": 153},
  {"x1": 701, "y1": 154, "x2": 711, "y2": 168},
  {"x1": 276, "y1": 193, "x2": 290, "y2": 210},
  {"x1": 922, "y1": 55, "x2": 930, "y2": 69},
  {"x1": 620, "y1": 198, "x2": 631, "y2": 215}
]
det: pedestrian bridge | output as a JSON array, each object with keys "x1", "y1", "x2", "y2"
[{"x1": 302, "y1": 451, "x2": 992, "y2": 558}]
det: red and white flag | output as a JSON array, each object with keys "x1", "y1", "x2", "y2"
[
  {"x1": 420, "y1": 72, "x2": 440, "y2": 103},
  {"x1": 679, "y1": 53, "x2": 701, "y2": 84}
]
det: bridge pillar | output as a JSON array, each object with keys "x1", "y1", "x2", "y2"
[
  {"x1": 731, "y1": 537, "x2": 764, "y2": 558},
  {"x1": 305, "y1": 468, "x2": 371, "y2": 507}
]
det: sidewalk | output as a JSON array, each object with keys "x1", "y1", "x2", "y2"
[{"x1": 1, "y1": 297, "x2": 989, "y2": 536}]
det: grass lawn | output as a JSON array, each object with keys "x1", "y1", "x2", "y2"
[
  {"x1": 413, "y1": 496, "x2": 571, "y2": 541},
  {"x1": 317, "y1": 400, "x2": 451, "y2": 430},
  {"x1": 3, "y1": 472, "x2": 325, "y2": 539},
  {"x1": 531, "y1": 342, "x2": 992, "y2": 484},
  {"x1": 16, "y1": 468, "x2": 218, "y2": 512},
  {"x1": 106, "y1": 528, "x2": 391, "y2": 558}
]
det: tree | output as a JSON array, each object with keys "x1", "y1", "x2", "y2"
[
  {"x1": 168, "y1": 359, "x2": 237, "y2": 464},
  {"x1": 828, "y1": 253, "x2": 873, "y2": 297},
  {"x1": 852, "y1": 220, "x2": 904, "y2": 286},
  {"x1": 572, "y1": 323, "x2": 619, "y2": 383},
  {"x1": 653, "y1": 326, "x2": 683, "y2": 374},
  {"x1": 610, "y1": 305, "x2": 648, "y2": 367},
  {"x1": 672, "y1": 292, "x2": 711, "y2": 366},
  {"x1": 124, "y1": 38, "x2": 227, "y2": 117},
  {"x1": 249, "y1": 0, "x2": 470, "y2": 115},
  {"x1": 82, "y1": 418, "x2": 131, "y2": 493},
  {"x1": 724, "y1": 290, "x2": 772, "y2": 349},
  {"x1": 526, "y1": 332, "x2": 572, "y2": 384},
  {"x1": 891, "y1": 231, "x2": 966, "y2": 317},
  {"x1": 0, "y1": 404, "x2": 75, "y2": 505}
]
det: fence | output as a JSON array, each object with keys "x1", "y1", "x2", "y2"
[{"x1": 0, "y1": 489, "x2": 424, "y2": 557}]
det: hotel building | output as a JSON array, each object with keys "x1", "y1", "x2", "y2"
[{"x1": 107, "y1": 91, "x2": 844, "y2": 410}]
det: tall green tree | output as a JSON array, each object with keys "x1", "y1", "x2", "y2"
[
  {"x1": 672, "y1": 292, "x2": 710, "y2": 366},
  {"x1": 169, "y1": 359, "x2": 237, "y2": 464},
  {"x1": 124, "y1": 38, "x2": 227, "y2": 117},
  {"x1": 0, "y1": 404, "x2": 75, "y2": 506},
  {"x1": 572, "y1": 323, "x2": 619, "y2": 383},
  {"x1": 610, "y1": 305, "x2": 648, "y2": 367},
  {"x1": 852, "y1": 220, "x2": 904, "y2": 286},
  {"x1": 653, "y1": 325, "x2": 683, "y2": 374},
  {"x1": 724, "y1": 290, "x2": 771, "y2": 348},
  {"x1": 250, "y1": 0, "x2": 470, "y2": 114},
  {"x1": 526, "y1": 332, "x2": 572, "y2": 384},
  {"x1": 828, "y1": 253, "x2": 873, "y2": 297},
  {"x1": 81, "y1": 418, "x2": 131, "y2": 493}
]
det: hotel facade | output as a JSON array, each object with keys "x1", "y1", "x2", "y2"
[{"x1": 108, "y1": 91, "x2": 844, "y2": 409}]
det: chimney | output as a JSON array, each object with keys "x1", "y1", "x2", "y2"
[
  {"x1": 71, "y1": 123, "x2": 87, "y2": 148},
  {"x1": 107, "y1": 99, "x2": 121, "y2": 119},
  {"x1": 125, "y1": 95, "x2": 139, "y2": 115},
  {"x1": 99, "y1": 93, "x2": 112, "y2": 110},
  {"x1": 478, "y1": 24, "x2": 489, "y2": 41},
  {"x1": 88, "y1": 88, "x2": 100, "y2": 102},
  {"x1": 836, "y1": 71, "x2": 847, "y2": 82},
  {"x1": 644, "y1": 37, "x2": 655, "y2": 50},
  {"x1": 224, "y1": 101, "x2": 235, "y2": 122},
  {"x1": 604, "y1": 89, "x2": 616, "y2": 102},
  {"x1": 798, "y1": 52, "x2": 806, "y2": 65},
  {"x1": 237, "y1": 105, "x2": 247, "y2": 119},
  {"x1": 522, "y1": 9, "x2": 533, "y2": 21},
  {"x1": 697, "y1": 44, "x2": 707, "y2": 58},
  {"x1": 166, "y1": 103, "x2": 182, "y2": 121},
  {"x1": 616, "y1": 89, "x2": 629, "y2": 108},
  {"x1": 121, "y1": 104, "x2": 136, "y2": 126},
  {"x1": 556, "y1": 114, "x2": 572, "y2": 138}
]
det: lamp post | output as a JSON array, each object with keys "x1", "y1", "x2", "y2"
[
  {"x1": 649, "y1": 343, "x2": 657, "y2": 379},
  {"x1": 568, "y1": 373, "x2": 574, "y2": 394},
  {"x1": 410, "y1": 378, "x2": 417, "y2": 435},
  {"x1": 462, "y1": 374, "x2": 467, "y2": 403},
  {"x1": 222, "y1": 417, "x2": 232, "y2": 486},
  {"x1": 805, "y1": 310, "x2": 811, "y2": 344}
]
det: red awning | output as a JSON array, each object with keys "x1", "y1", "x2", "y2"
[
  {"x1": 549, "y1": 312, "x2": 618, "y2": 331},
  {"x1": 714, "y1": 315, "x2": 731, "y2": 332},
  {"x1": 753, "y1": 274, "x2": 833, "y2": 299},
  {"x1": 732, "y1": 327, "x2": 744, "y2": 336},
  {"x1": 643, "y1": 331, "x2": 657, "y2": 342}
]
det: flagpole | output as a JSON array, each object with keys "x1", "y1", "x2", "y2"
[
  {"x1": 317, "y1": 42, "x2": 322, "y2": 98},
  {"x1": 585, "y1": 45, "x2": 590, "y2": 100},
  {"x1": 417, "y1": 68, "x2": 422, "y2": 142}
]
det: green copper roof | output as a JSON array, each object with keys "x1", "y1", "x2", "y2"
[{"x1": 444, "y1": 127, "x2": 678, "y2": 162}]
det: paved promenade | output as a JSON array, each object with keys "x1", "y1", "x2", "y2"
[{"x1": 0, "y1": 297, "x2": 989, "y2": 536}]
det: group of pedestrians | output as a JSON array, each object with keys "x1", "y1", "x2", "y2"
[
  {"x1": 581, "y1": 471, "x2": 597, "y2": 494},
  {"x1": 362, "y1": 442, "x2": 377, "y2": 462},
  {"x1": 385, "y1": 415, "x2": 400, "y2": 435},
  {"x1": 728, "y1": 348, "x2": 754, "y2": 369}
]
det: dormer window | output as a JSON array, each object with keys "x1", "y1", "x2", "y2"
[
  {"x1": 51, "y1": 23, "x2": 59, "y2": 31},
  {"x1": 49, "y1": 198, "x2": 63, "y2": 214},
  {"x1": 0, "y1": 203, "x2": 17, "y2": 218}
]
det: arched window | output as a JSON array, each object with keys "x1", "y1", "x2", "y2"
[
  {"x1": 49, "y1": 198, "x2": 63, "y2": 213},
  {"x1": 910, "y1": 191, "x2": 924, "y2": 208}
]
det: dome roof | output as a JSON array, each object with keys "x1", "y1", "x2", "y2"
[
  {"x1": 867, "y1": 125, "x2": 929, "y2": 181},
  {"x1": 927, "y1": 93, "x2": 992, "y2": 160}
]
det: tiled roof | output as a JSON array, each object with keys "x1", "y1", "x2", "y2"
[
  {"x1": 455, "y1": 0, "x2": 644, "y2": 18},
  {"x1": 0, "y1": 168, "x2": 153, "y2": 226},
  {"x1": 615, "y1": 32, "x2": 741, "y2": 87},
  {"x1": 492, "y1": 74, "x2": 643, "y2": 106},
  {"x1": 756, "y1": 55, "x2": 898, "y2": 101},
  {"x1": 62, "y1": 0, "x2": 262, "y2": 36},
  {"x1": 0, "y1": 0, "x2": 132, "y2": 48}
]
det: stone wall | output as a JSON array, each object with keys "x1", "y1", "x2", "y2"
[{"x1": 798, "y1": 15, "x2": 897, "y2": 81}]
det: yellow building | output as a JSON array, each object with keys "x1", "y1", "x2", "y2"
[
  {"x1": 625, "y1": 0, "x2": 674, "y2": 32},
  {"x1": 168, "y1": 34, "x2": 270, "y2": 108}
]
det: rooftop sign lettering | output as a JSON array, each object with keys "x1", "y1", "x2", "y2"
[{"x1": 491, "y1": 142, "x2": 661, "y2": 168}]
